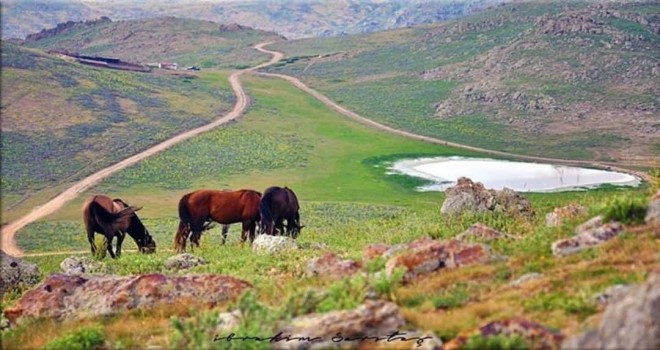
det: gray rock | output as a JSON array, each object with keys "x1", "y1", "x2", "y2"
[
  {"x1": 274, "y1": 300, "x2": 405, "y2": 350},
  {"x1": 552, "y1": 219, "x2": 623, "y2": 256},
  {"x1": 305, "y1": 253, "x2": 360, "y2": 278},
  {"x1": 510, "y1": 273, "x2": 544, "y2": 287},
  {"x1": 60, "y1": 256, "x2": 106, "y2": 275},
  {"x1": 575, "y1": 215, "x2": 603, "y2": 234},
  {"x1": 215, "y1": 310, "x2": 242, "y2": 334},
  {"x1": 593, "y1": 284, "x2": 632, "y2": 306},
  {"x1": 545, "y1": 204, "x2": 588, "y2": 227},
  {"x1": 0, "y1": 250, "x2": 40, "y2": 295},
  {"x1": 562, "y1": 271, "x2": 659, "y2": 350},
  {"x1": 440, "y1": 177, "x2": 533, "y2": 218},
  {"x1": 252, "y1": 235, "x2": 299, "y2": 254},
  {"x1": 165, "y1": 253, "x2": 207, "y2": 271}
]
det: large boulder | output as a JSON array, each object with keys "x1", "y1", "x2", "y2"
[
  {"x1": 305, "y1": 252, "x2": 360, "y2": 278},
  {"x1": 252, "y1": 235, "x2": 299, "y2": 254},
  {"x1": 0, "y1": 250, "x2": 40, "y2": 295},
  {"x1": 383, "y1": 238, "x2": 498, "y2": 282},
  {"x1": 4, "y1": 273, "x2": 251, "y2": 324},
  {"x1": 274, "y1": 300, "x2": 409, "y2": 350},
  {"x1": 444, "y1": 317, "x2": 563, "y2": 350},
  {"x1": 60, "y1": 256, "x2": 106, "y2": 275},
  {"x1": 562, "y1": 271, "x2": 659, "y2": 350},
  {"x1": 551, "y1": 216, "x2": 623, "y2": 256},
  {"x1": 440, "y1": 177, "x2": 534, "y2": 218}
]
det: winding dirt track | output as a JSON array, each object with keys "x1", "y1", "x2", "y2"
[
  {"x1": 1, "y1": 41, "x2": 646, "y2": 258},
  {"x1": 0, "y1": 42, "x2": 282, "y2": 258}
]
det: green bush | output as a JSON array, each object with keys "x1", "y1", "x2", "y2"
[
  {"x1": 600, "y1": 195, "x2": 648, "y2": 225},
  {"x1": 42, "y1": 327, "x2": 105, "y2": 350},
  {"x1": 461, "y1": 334, "x2": 529, "y2": 350}
]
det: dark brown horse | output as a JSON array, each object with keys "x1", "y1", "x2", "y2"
[
  {"x1": 174, "y1": 189, "x2": 261, "y2": 252},
  {"x1": 82, "y1": 195, "x2": 156, "y2": 259},
  {"x1": 259, "y1": 186, "x2": 303, "y2": 238}
]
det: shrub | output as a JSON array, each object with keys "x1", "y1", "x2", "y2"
[
  {"x1": 599, "y1": 195, "x2": 648, "y2": 225},
  {"x1": 42, "y1": 327, "x2": 105, "y2": 350}
]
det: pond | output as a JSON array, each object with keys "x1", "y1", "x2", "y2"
[{"x1": 389, "y1": 156, "x2": 641, "y2": 192}]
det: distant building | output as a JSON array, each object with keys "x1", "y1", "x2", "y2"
[{"x1": 161, "y1": 62, "x2": 178, "y2": 70}]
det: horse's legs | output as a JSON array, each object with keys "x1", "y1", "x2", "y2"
[
  {"x1": 275, "y1": 218, "x2": 284, "y2": 235},
  {"x1": 246, "y1": 221, "x2": 257, "y2": 243},
  {"x1": 86, "y1": 227, "x2": 97, "y2": 254},
  {"x1": 106, "y1": 234, "x2": 117, "y2": 259},
  {"x1": 116, "y1": 232, "x2": 125, "y2": 258},
  {"x1": 221, "y1": 224, "x2": 229, "y2": 245}
]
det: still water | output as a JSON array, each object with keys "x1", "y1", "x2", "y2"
[{"x1": 389, "y1": 156, "x2": 641, "y2": 192}]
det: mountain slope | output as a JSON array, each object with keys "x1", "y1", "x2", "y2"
[
  {"x1": 3, "y1": 0, "x2": 498, "y2": 41},
  {"x1": 264, "y1": 1, "x2": 659, "y2": 166}
]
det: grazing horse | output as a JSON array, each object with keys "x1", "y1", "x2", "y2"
[
  {"x1": 82, "y1": 195, "x2": 156, "y2": 259},
  {"x1": 259, "y1": 186, "x2": 303, "y2": 238},
  {"x1": 174, "y1": 189, "x2": 261, "y2": 252}
]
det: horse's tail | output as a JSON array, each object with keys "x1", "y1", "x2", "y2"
[
  {"x1": 174, "y1": 193, "x2": 193, "y2": 252},
  {"x1": 259, "y1": 193, "x2": 273, "y2": 234}
]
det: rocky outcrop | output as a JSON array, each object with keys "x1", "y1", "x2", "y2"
[
  {"x1": 551, "y1": 216, "x2": 623, "y2": 256},
  {"x1": 545, "y1": 204, "x2": 588, "y2": 227},
  {"x1": 252, "y1": 235, "x2": 299, "y2": 254},
  {"x1": 60, "y1": 256, "x2": 106, "y2": 275},
  {"x1": 24, "y1": 17, "x2": 112, "y2": 42},
  {"x1": 593, "y1": 284, "x2": 632, "y2": 307},
  {"x1": 165, "y1": 253, "x2": 207, "y2": 271},
  {"x1": 455, "y1": 223, "x2": 519, "y2": 242},
  {"x1": 274, "y1": 300, "x2": 407, "y2": 350},
  {"x1": 0, "y1": 250, "x2": 40, "y2": 295},
  {"x1": 440, "y1": 177, "x2": 534, "y2": 218},
  {"x1": 444, "y1": 317, "x2": 564, "y2": 350},
  {"x1": 4, "y1": 273, "x2": 251, "y2": 324},
  {"x1": 562, "y1": 271, "x2": 659, "y2": 350},
  {"x1": 305, "y1": 252, "x2": 360, "y2": 278},
  {"x1": 383, "y1": 237, "x2": 498, "y2": 282}
]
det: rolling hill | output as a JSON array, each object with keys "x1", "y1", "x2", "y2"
[
  {"x1": 3, "y1": 0, "x2": 498, "y2": 41},
  {"x1": 1, "y1": 18, "x2": 283, "y2": 220},
  {"x1": 263, "y1": 0, "x2": 660, "y2": 167}
]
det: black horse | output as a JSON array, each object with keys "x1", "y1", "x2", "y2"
[
  {"x1": 259, "y1": 186, "x2": 303, "y2": 238},
  {"x1": 82, "y1": 195, "x2": 156, "y2": 258}
]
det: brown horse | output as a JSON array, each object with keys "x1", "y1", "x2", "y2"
[
  {"x1": 174, "y1": 189, "x2": 261, "y2": 252},
  {"x1": 82, "y1": 195, "x2": 156, "y2": 259}
]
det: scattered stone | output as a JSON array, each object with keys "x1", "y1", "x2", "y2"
[
  {"x1": 509, "y1": 273, "x2": 544, "y2": 287},
  {"x1": 645, "y1": 191, "x2": 660, "y2": 225},
  {"x1": 444, "y1": 317, "x2": 564, "y2": 350},
  {"x1": 455, "y1": 223, "x2": 519, "y2": 241},
  {"x1": 305, "y1": 252, "x2": 360, "y2": 278},
  {"x1": 562, "y1": 271, "x2": 659, "y2": 350},
  {"x1": 4, "y1": 273, "x2": 251, "y2": 324},
  {"x1": 593, "y1": 284, "x2": 632, "y2": 307},
  {"x1": 384, "y1": 238, "x2": 497, "y2": 282},
  {"x1": 440, "y1": 177, "x2": 534, "y2": 218},
  {"x1": 165, "y1": 253, "x2": 207, "y2": 271},
  {"x1": 0, "y1": 250, "x2": 40, "y2": 295},
  {"x1": 274, "y1": 300, "x2": 405, "y2": 350},
  {"x1": 215, "y1": 310, "x2": 242, "y2": 334},
  {"x1": 60, "y1": 256, "x2": 106, "y2": 275},
  {"x1": 252, "y1": 235, "x2": 299, "y2": 254},
  {"x1": 545, "y1": 204, "x2": 588, "y2": 227},
  {"x1": 551, "y1": 219, "x2": 623, "y2": 256},
  {"x1": 575, "y1": 215, "x2": 603, "y2": 234}
]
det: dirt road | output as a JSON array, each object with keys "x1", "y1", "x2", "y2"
[
  {"x1": 253, "y1": 45, "x2": 650, "y2": 183},
  {"x1": 0, "y1": 42, "x2": 282, "y2": 258}
]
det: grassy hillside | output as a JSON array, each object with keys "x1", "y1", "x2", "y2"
[
  {"x1": 21, "y1": 17, "x2": 285, "y2": 69},
  {"x1": 3, "y1": 0, "x2": 498, "y2": 41},
  {"x1": 2, "y1": 74, "x2": 656, "y2": 350},
  {"x1": 0, "y1": 42, "x2": 240, "y2": 220},
  {"x1": 264, "y1": 0, "x2": 659, "y2": 166}
]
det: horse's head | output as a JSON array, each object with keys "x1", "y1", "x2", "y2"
[
  {"x1": 138, "y1": 229, "x2": 157, "y2": 254},
  {"x1": 127, "y1": 215, "x2": 156, "y2": 254},
  {"x1": 289, "y1": 223, "x2": 305, "y2": 239}
]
